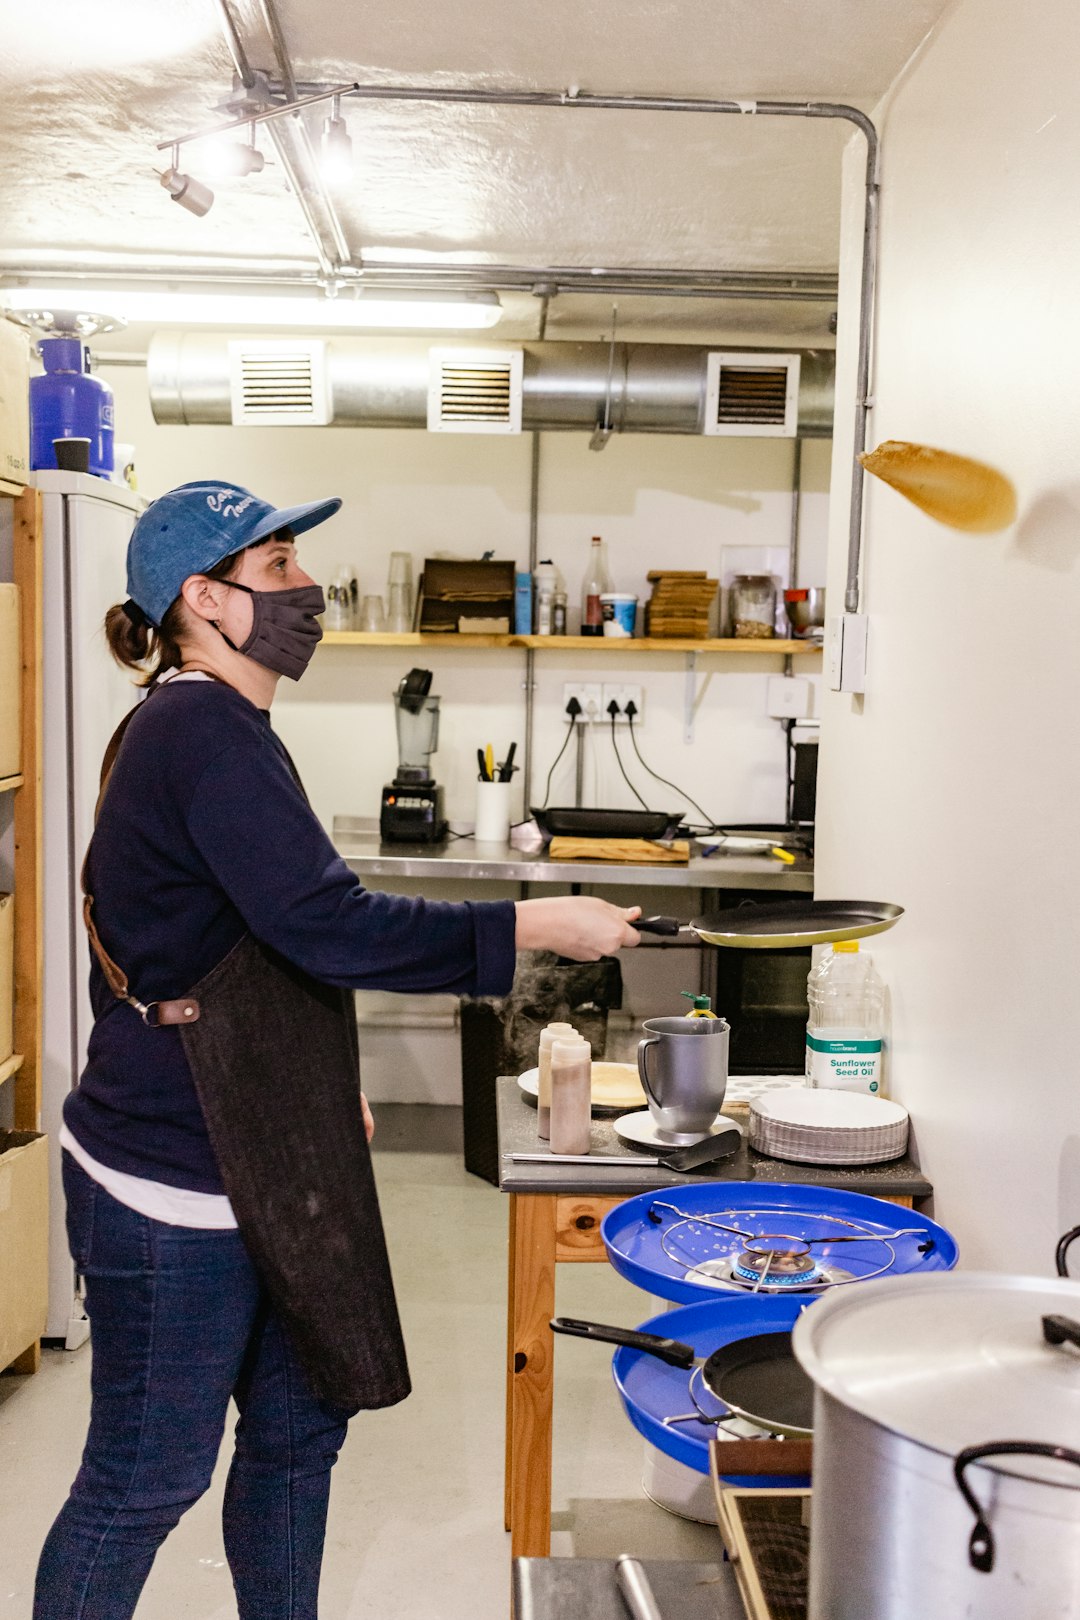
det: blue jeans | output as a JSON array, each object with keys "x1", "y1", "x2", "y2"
[{"x1": 34, "y1": 1154, "x2": 352, "y2": 1620}]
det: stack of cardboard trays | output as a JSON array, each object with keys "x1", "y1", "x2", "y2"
[{"x1": 644, "y1": 571, "x2": 718, "y2": 638}]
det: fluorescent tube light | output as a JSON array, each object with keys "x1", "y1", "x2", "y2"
[{"x1": 2, "y1": 287, "x2": 502, "y2": 331}]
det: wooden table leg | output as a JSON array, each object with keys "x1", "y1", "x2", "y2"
[
  {"x1": 506, "y1": 1192, "x2": 557, "y2": 1559},
  {"x1": 504, "y1": 1193, "x2": 517, "y2": 1532}
]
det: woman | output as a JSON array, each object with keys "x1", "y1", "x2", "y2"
[{"x1": 35, "y1": 480, "x2": 639, "y2": 1620}]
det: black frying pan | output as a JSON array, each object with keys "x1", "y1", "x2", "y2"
[
  {"x1": 551, "y1": 1316, "x2": 813, "y2": 1437},
  {"x1": 634, "y1": 899, "x2": 904, "y2": 950}
]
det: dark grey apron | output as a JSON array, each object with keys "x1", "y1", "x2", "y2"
[{"x1": 84, "y1": 677, "x2": 411, "y2": 1413}]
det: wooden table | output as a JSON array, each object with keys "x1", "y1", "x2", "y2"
[{"x1": 496, "y1": 1077, "x2": 933, "y2": 1559}]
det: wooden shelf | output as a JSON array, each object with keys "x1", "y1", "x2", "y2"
[
  {"x1": 321, "y1": 631, "x2": 821, "y2": 655},
  {"x1": 0, "y1": 1052, "x2": 23, "y2": 1087},
  {"x1": 0, "y1": 774, "x2": 23, "y2": 795}
]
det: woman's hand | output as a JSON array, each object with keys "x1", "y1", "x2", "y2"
[
  {"x1": 361, "y1": 1091, "x2": 375, "y2": 1143},
  {"x1": 514, "y1": 897, "x2": 641, "y2": 961}
]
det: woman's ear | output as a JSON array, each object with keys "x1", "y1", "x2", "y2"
[{"x1": 180, "y1": 574, "x2": 228, "y2": 625}]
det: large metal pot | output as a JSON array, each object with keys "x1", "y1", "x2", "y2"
[{"x1": 792, "y1": 1272, "x2": 1080, "y2": 1619}]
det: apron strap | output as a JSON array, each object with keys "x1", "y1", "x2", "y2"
[{"x1": 81, "y1": 669, "x2": 209, "y2": 1028}]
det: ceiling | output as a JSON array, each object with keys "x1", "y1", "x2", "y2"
[{"x1": 0, "y1": 0, "x2": 952, "y2": 345}]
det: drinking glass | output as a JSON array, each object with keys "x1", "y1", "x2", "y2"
[
  {"x1": 360, "y1": 594, "x2": 387, "y2": 632},
  {"x1": 387, "y1": 581, "x2": 412, "y2": 633}
]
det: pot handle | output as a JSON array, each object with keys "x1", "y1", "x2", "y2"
[
  {"x1": 550, "y1": 1317, "x2": 695, "y2": 1368},
  {"x1": 1056, "y1": 1225, "x2": 1080, "y2": 1277},
  {"x1": 954, "y1": 1440, "x2": 1080, "y2": 1572}
]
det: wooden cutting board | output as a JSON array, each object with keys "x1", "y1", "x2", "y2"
[{"x1": 548, "y1": 836, "x2": 690, "y2": 863}]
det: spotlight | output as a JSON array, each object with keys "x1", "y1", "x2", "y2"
[
  {"x1": 160, "y1": 167, "x2": 214, "y2": 217},
  {"x1": 321, "y1": 96, "x2": 353, "y2": 185},
  {"x1": 201, "y1": 126, "x2": 265, "y2": 180}
]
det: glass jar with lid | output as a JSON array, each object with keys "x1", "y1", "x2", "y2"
[{"x1": 731, "y1": 574, "x2": 776, "y2": 638}]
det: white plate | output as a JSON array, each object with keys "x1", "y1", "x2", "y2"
[
  {"x1": 751, "y1": 1089, "x2": 908, "y2": 1130},
  {"x1": 614, "y1": 1109, "x2": 744, "y2": 1151}
]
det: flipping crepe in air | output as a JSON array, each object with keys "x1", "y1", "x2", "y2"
[{"x1": 859, "y1": 440, "x2": 1017, "y2": 532}]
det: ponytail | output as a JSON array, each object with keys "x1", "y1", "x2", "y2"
[{"x1": 103, "y1": 554, "x2": 242, "y2": 687}]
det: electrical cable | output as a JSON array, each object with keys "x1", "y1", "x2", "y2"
[
  {"x1": 538, "y1": 707, "x2": 579, "y2": 808},
  {"x1": 626, "y1": 708, "x2": 717, "y2": 828},
  {"x1": 608, "y1": 709, "x2": 652, "y2": 810}
]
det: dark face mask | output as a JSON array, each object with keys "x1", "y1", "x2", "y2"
[{"x1": 217, "y1": 581, "x2": 326, "y2": 681}]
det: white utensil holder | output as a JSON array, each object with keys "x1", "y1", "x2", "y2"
[{"x1": 475, "y1": 780, "x2": 513, "y2": 844}]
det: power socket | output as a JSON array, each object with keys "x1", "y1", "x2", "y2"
[
  {"x1": 563, "y1": 682, "x2": 603, "y2": 722},
  {"x1": 767, "y1": 676, "x2": 811, "y2": 719},
  {"x1": 602, "y1": 684, "x2": 643, "y2": 723}
]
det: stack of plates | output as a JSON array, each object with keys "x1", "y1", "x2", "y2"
[{"x1": 749, "y1": 1088, "x2": 909, "y2": 1166}]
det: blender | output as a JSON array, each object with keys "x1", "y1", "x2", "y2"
[{"x1": 379, "y1": 668, "x2": 448, "y2": 843}]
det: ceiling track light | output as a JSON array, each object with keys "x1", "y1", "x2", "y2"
[
  {"x1": 321, "y1": 96, "x2": 353, "y2": 185},
  {"x1": 160, "y1": 144, "x2": 214, "y2": 216},
  {"x1": 208, "y1": 124, "x2": 265, "y2": 178}
]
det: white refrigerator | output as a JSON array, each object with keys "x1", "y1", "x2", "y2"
[{"x1": 38, "y1": 470, "x2": 142, "y2": 1342}]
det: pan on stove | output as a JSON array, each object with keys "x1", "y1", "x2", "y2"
[
  {"x1": 551, "y1": 1316, "x2": 813, "y2": 1438},
  {"x1": 634, "y1": 898, "x2": 904, "y2": 950}
]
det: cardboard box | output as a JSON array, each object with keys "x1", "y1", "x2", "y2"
[
  {"x1": 0, "y1": 1131, "x2": 48, "y2": 1371},
  {"x1": 0, "y1": 585, "x2": 19, "y2": 780},
  {"x1": 0, "y1": 893, "x2": 13, "y2": 1065},
  {"x1": 0, "y1": 321, "x2": 30, "y2": 496},
  {"x1": 417, "y1": 558, "x2": 516, "y2": 634}
]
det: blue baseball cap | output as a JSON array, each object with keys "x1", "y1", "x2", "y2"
[{"x1": 126, "y1": 480, "x2": 342, "y2": 626}]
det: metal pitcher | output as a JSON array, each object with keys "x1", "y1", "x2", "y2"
[{"x1": 636, "y1": 1016, "x2": 730, "y2": 1141}]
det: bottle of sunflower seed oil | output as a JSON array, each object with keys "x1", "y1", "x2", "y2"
[{"x1": 805, "y1": 942, "x2": 885, "y2": 1094}]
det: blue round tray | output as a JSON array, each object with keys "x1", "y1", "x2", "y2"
[
  {"x1": 602, "y1": 1180, "x2": 958, "y2": 1304},
  {"x1": 611, "y1": 1296, "x2": 811, "y2": 1485}
]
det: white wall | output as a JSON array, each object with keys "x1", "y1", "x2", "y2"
[
  {"x1": 107, "y1": 365, "x2": 829, "y2": 1099},
  {"x1": 817, "y1": 0, "x2": 1080, "y2": 1269}
]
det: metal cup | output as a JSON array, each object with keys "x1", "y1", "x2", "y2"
[{"x1": 637, "y1": 1016, "x2": 730, "y2": 1141}]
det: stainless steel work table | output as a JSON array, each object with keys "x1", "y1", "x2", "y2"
[
  {"x1": 496, "y1": 1077, "x2": 932, "y2": 1561},
  {"x1": 335, "y1": 818, "x2": 815, "y2": 892}
]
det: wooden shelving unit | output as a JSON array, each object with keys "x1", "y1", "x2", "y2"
[
  {"x1": 3, "y1": 486, "x2": 43, "y2": 1376},
  {"x1": 322, "y1": 630, "x2": 821, "y2": 655}
]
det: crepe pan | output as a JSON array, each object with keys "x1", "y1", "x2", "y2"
[
  {"x1": 633, "y1": 899, "x2": 904, "y2": 950},
  {"x1": 551, "y1": 1316, "x2": 813, "y2": 1438}
]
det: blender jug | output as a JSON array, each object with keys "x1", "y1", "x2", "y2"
[{"x1": 394, "y1": 693, "x2": 440, "y2": 783}]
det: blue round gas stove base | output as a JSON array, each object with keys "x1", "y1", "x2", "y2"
[
  {"x1": 611, "y1": 1296, "x2": 811, "y2": 1487},
  {"x1": 601, "y1": 1180, "x2": 959, "y2": 1305}
]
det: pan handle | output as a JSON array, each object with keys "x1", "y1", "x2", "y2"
[
  {"x1": 632, "y1": 915, "x2": 683, "y2": 935},
  {"x1": 954, "y1": 1440, "x2": 1080, "y2": 1572},
  {"x1": 550, "y1": 1317, "x2": 695, "y2": 1369}
]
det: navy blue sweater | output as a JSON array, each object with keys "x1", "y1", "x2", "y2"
[{"x1": 65, "y1": 679, "x2": 517, "y2": 1193}]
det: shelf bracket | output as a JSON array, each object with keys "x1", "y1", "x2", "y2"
[{"x1": 683, "y1": 651, "x2": 698, "y2": 744}]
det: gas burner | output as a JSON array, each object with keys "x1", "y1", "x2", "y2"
[
  {"x1": 734, "y1": 1238, "x2": 821, "y2": 1287},
  {"x1": 686, "y1": 1255, "x2": 856, "y2": 1293},
  {"x1": 648, "y1": 1201, "x2": 916, "y2": 1294}
]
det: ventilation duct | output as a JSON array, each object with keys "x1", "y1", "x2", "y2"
[{"x1": 149, "y1": 336, "x2": 834, "y2": 438}]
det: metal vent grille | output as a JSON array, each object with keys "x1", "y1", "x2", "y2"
[
  {"x1": 703, "y1": 352, "x2": 801, "y2": 437},
  {"x1": 228, "y1": 341, "x2": 331, "y2": 426},
  {"x1": 427, "y1": 347, "x2": 523, "y2": 433}
]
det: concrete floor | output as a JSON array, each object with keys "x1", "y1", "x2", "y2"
[{"x1": 0, "y1": 1107, "x2": 718, "y2": 1619}]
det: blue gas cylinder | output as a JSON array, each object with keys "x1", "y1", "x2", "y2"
[{"x1": 30, "y1": 337, "x2": 114, "y2": 477}]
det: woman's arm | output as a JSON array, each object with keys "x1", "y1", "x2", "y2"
[{"x1": 185, "y1": 737, "x2": 637, "y2": 995}]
